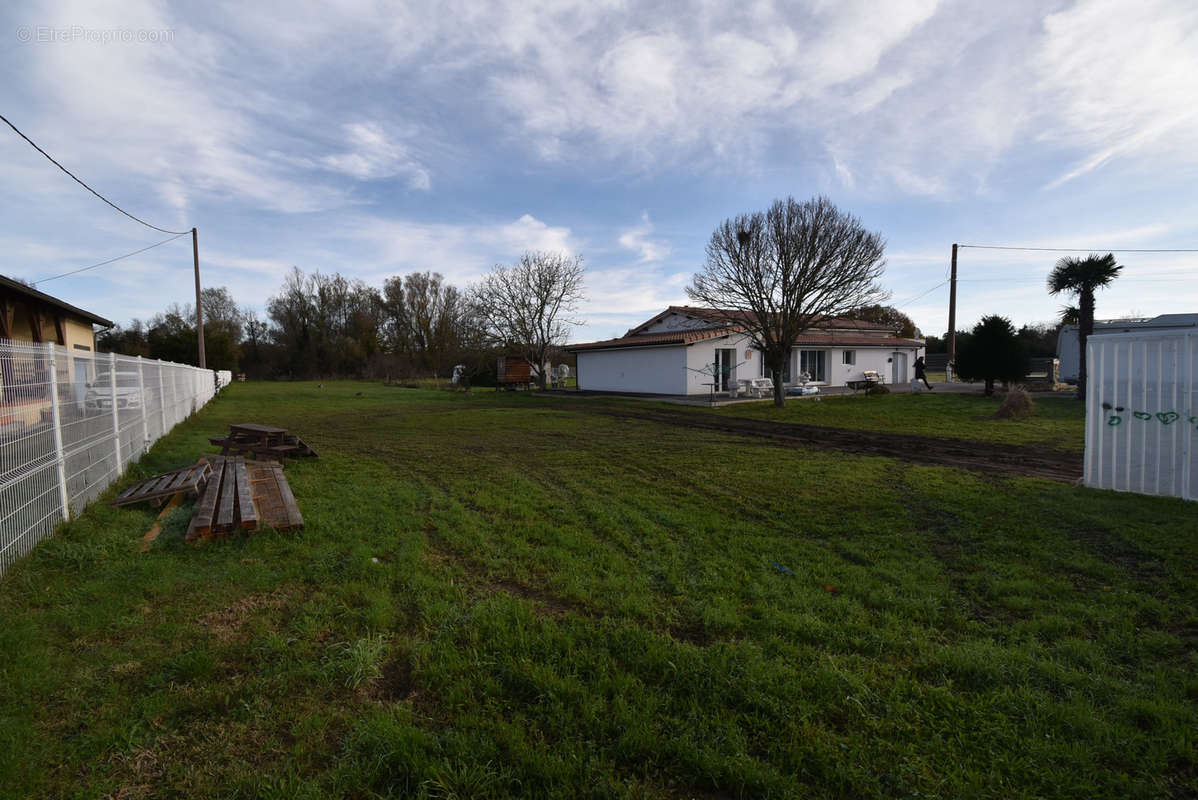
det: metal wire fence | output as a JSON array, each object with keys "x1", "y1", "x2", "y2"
[{"x1": 0, "y1": 338, "x2": 217, "y2": 573}]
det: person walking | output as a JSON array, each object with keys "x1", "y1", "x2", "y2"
[{"x1": 914, "y1": 356, "x2": 933, "y2": 390}]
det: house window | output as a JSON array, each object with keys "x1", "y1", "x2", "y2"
[
  {"x1": 842, "y1": 350, "x2": 856, "y2": 366},
  {"x1": 799, "y1": 350, "x2": 827, "y2": 382},
  {"x1": 758, "y1": 350, "x2": 791, "y2": 382}
]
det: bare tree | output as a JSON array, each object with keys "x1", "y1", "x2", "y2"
[
  {"x1": 470, "y1": 251, "x2": 585, "y2": 389},
  {"x1": 383, "y1": 271, "x2": 470, "y2": 378},
  {"x1": 687, "y1": 196, "x2": 887, "y2": 406}
]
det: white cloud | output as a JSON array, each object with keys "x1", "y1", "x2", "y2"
[
  {"x1": 336, "y1": 213, "x2": 576, "y2": 286},
  {"x1": 1035, "y1": 0, "x2": 1198, "y2": 188},
  {"x1": 618, "y1": 212, "x2": 670, "y2": 263},
  {"x1": 321, "y1": 122, "x2": 430, "y2": 189}
]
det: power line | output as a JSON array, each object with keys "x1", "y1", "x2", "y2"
[
  {"x1": 958, "y1": 275, "x2": 1188, "y2": 283},
  {"x1": 958, "y1": 244, "x2": 1198, "y2": 253},
  {"x1": 32, "y1": 232, "x2": 189, "y2": 286},
  {"x1": 894, "y1": 279, "x2": 949, "y2": 308},
  {"x1": 0, "y1": 112, "x2": 189, "y2": 235}
]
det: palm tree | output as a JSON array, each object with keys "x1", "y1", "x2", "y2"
[{"x1": 1047, "y1": 253, "x2": 1122, "y2": 399}]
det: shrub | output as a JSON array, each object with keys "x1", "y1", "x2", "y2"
[{"x1": 994, "y1": 388, "x2": 1034, "y2": 419}]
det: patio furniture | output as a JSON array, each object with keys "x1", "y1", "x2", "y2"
[
  {"x1": 787, "y1": 371, "x2": 820, "y2": 396},
  {"x1": 743, "y1": 377, "x2": 774, "y2": 398},
  {"x1": 846, "y1": 370, "x2": 884, "y2": 394}
]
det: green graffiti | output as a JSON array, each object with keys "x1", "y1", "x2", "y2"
[
  {"x1": 1156, "y1": 412, "x2": 1180, "y2": 425},
  {"x1": 1133, "y1": 411, "x2": 1152, "y2": 421},
  {"x1": 1107, "y1": 415, "x2": 1122, "y2": 426}
]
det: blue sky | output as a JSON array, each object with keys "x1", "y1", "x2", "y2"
[{"x1": 1, "y1": 0, "x2": 1196, "y2": 345}]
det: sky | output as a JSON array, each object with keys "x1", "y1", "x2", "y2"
[{"x1": 1, "y1": 0, "x2": 1196, "y2": 346}]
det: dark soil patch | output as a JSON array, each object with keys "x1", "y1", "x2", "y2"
[
  {"x1": 371, "y1": 655, "x2": 415, "y2": 702},
  {"x1": 422, "y1": 537, "x2": 595, "y2": 620},
  {"x1": 1068, "y1": 527, "x2": 1167, "y2": 583},
  {"x1": 567, "y1": 402, "x2": 1083, "y2": 482},
  {"x1": 915, "y1": 507, "x2": 1014, "y2": 625},
  {"x1": 487, "y1": 579, "x2": 585, "y2": 619}
]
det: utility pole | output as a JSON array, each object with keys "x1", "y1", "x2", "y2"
[
  {"x1": 192, "y1": 227, "x2": 206, "y2": 369},
  {"x1": 946, "y1": 242, "x2": 957, "y2": 382}
]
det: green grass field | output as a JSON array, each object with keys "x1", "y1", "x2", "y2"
[
  {"x1": 716, "y1": 392, "x2": 1087, "y2": 451},
  {"x1": 0, "y1": 382, "x2": 1194, "y2": 799}
]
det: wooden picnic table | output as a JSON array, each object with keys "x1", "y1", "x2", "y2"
[
  {"x1": 210, "y1": 423, "x2": 317, "y2": 460},
  {"x1": 229, "y1": 422, "x2": 287, "y2": 440}
]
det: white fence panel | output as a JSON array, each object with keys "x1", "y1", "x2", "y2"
[
  {"x1": 0, "y1": 338, "x2": 217, "y2": 573},
  {"x1": 1085, "y1": 329, "x2": 1197, "y2": 501}
]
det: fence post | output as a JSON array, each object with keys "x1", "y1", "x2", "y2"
[
  {"x1": 109, "y1": 351, "x2": 122, "y2": 469},
  {"x1": 47, "y1": 343, "x2": 70, "y2": 523},
  {"x1": 157, "y1": 359, "x2": 167, "y2": 434},
  {"x1": 136, "y1": 355, "x2": 149, "y2": 453}
]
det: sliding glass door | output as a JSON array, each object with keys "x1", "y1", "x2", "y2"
[{"x1": 798, "y1": 350, "x2": 827, "y2": 382}]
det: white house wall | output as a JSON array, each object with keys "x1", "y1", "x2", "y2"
[
  {"x1": 685, "y1": 335, "x2": 920, "y2": 394},
  {"x1": 576, "y1": 346, "x2": 687, "y2": 394},
  {"x1": 685, "y1": 335, "x2": 745, "y2": 394}
]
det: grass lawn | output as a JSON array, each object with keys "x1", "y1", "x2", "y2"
[
  {"x1": 0, "y1": 382, "x2": 1193, "y2": 799},
  {"x1": 715, "y1": 392, "x2": 1087, "y2": 451}
]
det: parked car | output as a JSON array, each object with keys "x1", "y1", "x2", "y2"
[{"x1": 83, "y1": 371, "x2": 144, "y2": 412}]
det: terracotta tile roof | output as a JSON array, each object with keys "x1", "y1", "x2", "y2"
[
  {"x1": 569, "y1": 326, "x2": 923, "y2": 352},
  {"x1": 651, "y1": 306, "x2": 898, "y2": 332},
  {"x1": 568, "y1": 327, "x2": 739, "y2": 352},
  {"x1": 793, "y1": 334, "x2": 924, "y2": 347},
  {"x1": 570, "y1": 306, "x2": 921, "y2": 352}
]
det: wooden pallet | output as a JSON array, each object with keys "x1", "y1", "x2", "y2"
[
  {"x1": 245, "y1": 460, "x2": 304, "y2": 531},
  {"x1": 187, "y1": 456, "x2": 260, "y2": 540},
  {"x1": 186, "y1": 455, "x2": 302, "y2": 540},
  {"x1": 111, "y1": 462, "x2": 212, "y2": 507}
]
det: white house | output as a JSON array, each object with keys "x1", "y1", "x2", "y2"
[
  {"x1": 1057, "y1": 313, "x2": 1198, "y2": 383},
  {"x1": 568, "y1": 306, "x2": 924, "y2": 396}
]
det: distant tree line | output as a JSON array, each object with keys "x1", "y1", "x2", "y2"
[{"x1": 97, "y1": 251, "x2": 584, "y2": 383}]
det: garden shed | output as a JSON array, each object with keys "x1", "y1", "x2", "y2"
[{"x1": 1085, "y1": 328, "x2": 1197, "y2": 501}]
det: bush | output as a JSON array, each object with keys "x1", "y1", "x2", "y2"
[
  {"x1": 994, "y1": 388, "x2": 1034, "y2": 419},
  {"x1": 867, "y1": 384, "x2": 890, "y2": 395}
]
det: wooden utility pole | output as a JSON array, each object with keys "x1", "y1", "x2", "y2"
[
  {"x1": 192, "y1": 227, "x2": 206, "y2": 369},
  {"x1": 947, "y1": 243, "x2": 958, "y2": 381}
]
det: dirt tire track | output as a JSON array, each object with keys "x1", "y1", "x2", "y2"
[{"x1": 567, "y1": 402, "x2": 1082, "y2": 482}]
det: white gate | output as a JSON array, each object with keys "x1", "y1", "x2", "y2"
[{"x1": 1085, "y1": 329, "x2": 1196, "y2": 501}]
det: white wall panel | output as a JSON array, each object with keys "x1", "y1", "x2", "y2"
[{"x1": 1085, "y1": 330, "x2": 1196, "y2": 501}]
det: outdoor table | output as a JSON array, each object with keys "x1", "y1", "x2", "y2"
[{"x1": 218, "y1": 423, "x2": 291, "y2": 456}]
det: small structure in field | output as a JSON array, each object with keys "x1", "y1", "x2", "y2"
[{"x1": 496, "y1": 355, "x2": 533, "y2": 390}]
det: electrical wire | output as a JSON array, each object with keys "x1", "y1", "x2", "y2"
[
  {"x1": 32, "y1": 233, "x2": 189, "y2": 286},
  {"x1": 958, "y1": 244, "x2": 1198, "y2": 253},
  {"x1": 0, "y1": 112, "x2": 190, "y2": 235},
  {"x1": 893, "y1": 279, "x2": 949, "y2": 308}
]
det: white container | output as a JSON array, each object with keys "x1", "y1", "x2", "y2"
[{"x1": 1085, "y1": 329, "x2": 1197, "y2": 501}]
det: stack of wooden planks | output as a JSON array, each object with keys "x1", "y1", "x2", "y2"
[
  {"x1": 187, "y1": 456, "x2": 257, "y2": 540},
  {"x1": 245, "y1": 459, "x2": 304, "y2": 532},
  {"x1": 111, "y1": 452, "x2": 304, "y2": 546},
  {"x1": 185, "y1": 455, "x2": 304, "y2": 540}
]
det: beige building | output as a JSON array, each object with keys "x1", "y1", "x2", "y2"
[{"x1": 1, "y1": 275, "x2": 112, "y2": 426}]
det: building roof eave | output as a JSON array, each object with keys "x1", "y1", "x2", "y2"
[{"x1": 0, "y1": 274, "x2": 114, "y2": 327}]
